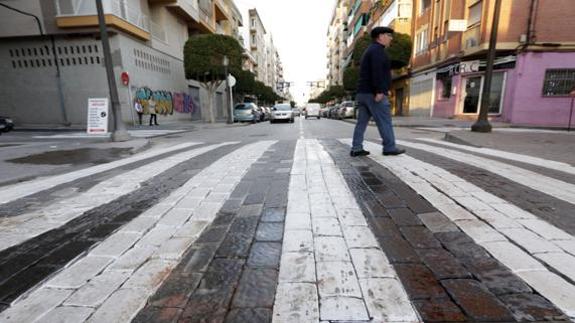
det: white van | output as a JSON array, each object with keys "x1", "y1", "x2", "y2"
[{"x1": 305, "y1": 103, "x2": 321, "y2": 119}]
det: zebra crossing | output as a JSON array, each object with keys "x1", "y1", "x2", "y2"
[{"x1": 0, "y1": 137, "x2": 574, "y2": 322}]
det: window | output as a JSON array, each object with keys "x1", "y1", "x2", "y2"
[
  {"x1": 251, "y1": 34, "x2": 256, "y2": 44},
  {"x1": 420, "y1": 0, "x2": 431, "y2": 15},
  {"x1": 251, "y1": 18, "x2": 255, "y2": 28},
  {"x1": 440, "y1": 77, "x2": 452, "y2": 98},
  {"x1": 542, "y1": 69, "x2": 575, "y2": 96},
  {"x1": 468, "y1": 1, "x2": 482, "y2": 27},
  {"x1": 415, "y1": 28, "x2": 429, "y2": 55}
]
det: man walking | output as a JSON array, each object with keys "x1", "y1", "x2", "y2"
[{"x1": 350, "y1": 27, "x2": 405, "y2": 157}]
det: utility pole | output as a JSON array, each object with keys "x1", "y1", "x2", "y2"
[
  {"x1": 223, "y1": 55, "x2": 233, "y2": 124},
  {"x1": 95, "y1": 0, "x2": 131, "y2": 141},
  {"x1": 471, "y1": 0, "x2": 502, "y2": 133}
]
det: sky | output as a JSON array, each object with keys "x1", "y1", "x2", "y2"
[{"x1": 234, "y1": 0, "x2": 337, "y2": 104}]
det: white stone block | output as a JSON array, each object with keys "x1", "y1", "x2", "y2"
[
  {"x1": 285, "y1": 212, "x2": 312, "y2": 231},
  {"x1": 282, "y1": 229, "x2": 314, "y2": 253},
  {"x1": 555, "y1": 240, "x2": 575, "y2": 255},
  {"x1": 500, "y1": 228, "x2": 562, "y2": 254},
  {"x1": 47, "y1": 256, "x2": 114, "y2": 289},
  {"x1": 312, "y1": 217, "x2": 342, "y2": 237},
  {"x1": 36, "y1": 306, "x2": 94, "y2": 323},
  {"x1": 435, "y1": 204, "x2": 476, "y2": 221},
  {"x1": 517, "y1": 271, "x2": 575, "y2": 318},
  {"x1": 342, "y1": 225, "x2": 379, "y2": 249},
  {"x1": 482, "y1": 241, "x2": 546, "y2": 273},
  {"x1": 455, "y1": 220, "x2": 507, "y2": 244},
  {"x1": 192, "y1": 202, "x2": 222, "y2": 221},
  {"x1": 136, "y1": 227, "x2": 174, "y2": 247},
  {"x1": 535, "y1": 253, "x2": 575, "y2": 282},
  {"x1": 64, "y1": 270, "x2": 131, "y2": 307},
  {"x1": 316, "y1": 261, "x2": 362, "y2": 298},
  {"x1": 456, "y1": 197, "x2": 493, "y2": 211},
  {"x1": 122, "y1": 258, "x2": 176, "y2": 292},
  {"x1": 359, "y1": 278, "x2": 420, "y2": 322},
  {"x1": 272, "y1": 283, "x2": 319, "y2": 323},
  {"x1": 278, "y1": 252, "x2": 316, "y2": 283},
  {"x1": 0, "y1": 288, "x2": 72, "y2": 323},
  {"x1": 156, "y1": 208, "x2": 192, "y2": 228},
  {"x1": 492, "y1": 204, "x2": 536, "y2": 220},
  {"x1": 319, "y1": 296, "x2": 369, "y2": 321},
  {"x1": 119, "y1": 217, "x2": 158, "y2": 234},
  {"x1": 349, "y1": 248, "x2": 395, "y2": 279},
  {"x1": 108, "y1": 245, "x2": 157, "y2": 272},
  {"x1": 174, "y1": 197, "x2": 203, "y2": 210},
  {"x1": 90, "y1": 232, "x2": 142, "y2": 258},
  {"x1": 86, "y1": 288, "x2": 149, "y2": 323},
  {"x1": 173, "y1": 220, "x2": 209, "y2": 238},
  {"x1": 517, "y1": 219, "x2": 574, "y2": 241},
  {"x1": 314, "y1": 236, "x2": 350, "y2": 262},
  {"x1": 154, "y1": 237, "x2": 195, "y2": 260}
]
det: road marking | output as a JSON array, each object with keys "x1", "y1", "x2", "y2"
[
  {"x1": 273, "y1": 139, "x2": 419, "y2": 322},
  {"x1": 0, "y1": 141, "x2": 277, "y2": 323},
  {"x1": 0, "y1": 143, "x2": 234, "y2": 252},
  {"x1": 0, "y1": 142, "x2": 201, "y2": 205},
  {"x1": 416, "y1": 138, "x2": 575, "y2": 176},
  {"x1": 342, "y1": 139, "x2": 575, "y2": 318},
  {"x1": 396, "y1": 140, "x2": 575, "y2": 205}
]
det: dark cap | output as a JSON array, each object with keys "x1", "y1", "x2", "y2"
[{"x1": 371, "y1": 26, "x2": 394, "y2": 39}]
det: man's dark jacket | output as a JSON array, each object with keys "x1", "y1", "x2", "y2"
[{"x1": 356, "y1": 42, "x2": 391, "y2": 96}]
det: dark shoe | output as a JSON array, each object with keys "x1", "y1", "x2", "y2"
[
  {"x1": 383, "y1": 149, "x2": 406, "y2": 156},
  {"x1": 350, "y1": 150, "x2": 370, "y2": 157}
]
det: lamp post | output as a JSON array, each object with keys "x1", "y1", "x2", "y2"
[
  {"x1": 95, "y1": 0, "x2": 131, "y2": 141},
  {"x1": 223, "y1": 55, "x2": 233, "y2": 124},
  {"x1": 471, "y1": 0, "x2": 502, "y2": 133}
]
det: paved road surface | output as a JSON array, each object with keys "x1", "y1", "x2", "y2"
[{"x1": 0, "y1": 118, "x2": 573, "y2": 322}]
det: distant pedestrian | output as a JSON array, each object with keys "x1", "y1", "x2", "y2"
[
  {"x1": 134, "y1": 99, "x2": 144, "y2": 126},
  {"x1": 350, "y1": 26, "x2": 405, "y2": 157},
  {"x1": 148, "y1": 98, "x2": 159, "y2": 126}
]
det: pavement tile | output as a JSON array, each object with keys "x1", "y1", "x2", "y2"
[
  {"x1": 413, "y1": 298, "x2": 467, "y2": 322},
  {"x1": 86, "y1": 288, "x2": 149, "y2": 323},
  {"x1": 319, "y1": 296, "x2": 369, "y2": 321},
  {"x1": 122, "y1": 258, "x2": 176, "y2": 293},
  {"x1": 148, "y1": 273, "x2": 202, "y2": 308},
  {"x1": 459, "y1": 257, "x2": 532, "y2": 295},
  {"x1": 132, "y1": 306, "x2": 182, "y2": 323},
  {"x1": 232, "y1": 268, "x2": 278, "y2": 308},
  {"x1": 316, "y1": 261, "x2": 362, "y2": 298},
  {"x1": 388, "y1": 207, "x2": 423, "y2": 226},
  {"x1": 358, "y1": 278, "x2": 419, "y2": 322},
  {"x1": 284, "y1": 212, "x2": 312, "y2": 231},
  {"x1": 278, "y1": 251, "x2": 316, "y2": 283},
  {"x1": 238, "y1": 204, "x2": 263, "y2": 217},
  {"x1": 89, "y1": 232, "x2": 142, "y2": 258},
  {"x1": 499, "y1": 293, "x2": 569, "y2": 322},
  {"x1": 372, "y1": 217, "x2": 403, "y2": 238},
  {"x1": 375, "y1": 234, "x2": 420, "y2": 264},
  {"x1": 441, "y1": 279, "x2": 515, "y2": 322},
  {"x1": 272, "y1": 283, "x2": 319, "y2": 322},
  {"x1": 194, "y1": 225, "x2": 228, "y2": 243},
  {"x1": 282, "y1": 229, "x2": 313, "y2": 253},
  {"x1": 314, "y1": 236, "x2": 350, "y2": 262},
  {"x1": 534, "y1": 252, "x2": 575, "y2": 282},
  {"x1": 256, "y1": 222, "x2": 284, "y2": 242},
  {"x1": 64, "y1": 270, "x2": 131, "y2": 307},
  {"x1": 500, "y1": 228, "x2": 562, "y2": 254},
  {"x1": 108, "y1": 245, "x2": 157, "y2": 272},
  {"x1": 349, "y1": 248, "x2": 395, "y2": 279},
  {"x1": 180, "y1": 243, "x2": 219, "y2": 273},
  {"x1": 311, "y1": 216, "x2": 342, "y2": 236},
  {"x1": 261, "y1": 208, "x2": 286, "y2": 222},
  {"x1": 225, "y1": 308, "x2": 272, "y2": 323},
  {"x1": 400, "y1": 226, "x2": 442, "y2": 249},
  {"x1": 337, "y1": 208, "x2": 368, "y2": 226},
  {"x1": 394, "y1": 264, "x2": 446, "y2": 300},
  {"x1": 247, "y1": 242, "x2": 282, "y2": 269},
  {"x1": 415, "y1": 248, "x2": 472, "y2": 280},
  {"x1": 46, "y1": 256, "x2": 114, "y2": 289},
  {"x1": 173, "y1": 220, "x2": 209, "y2": 239},
  {"x1": 341, "y1": 225, "x2": 379, "y2": 248},
  {"x1": 482, "y1": 241, "x2": 546, "y2": 273},
  {"x1": 35, "y1": 306, "x2": 94, "y2": 323},
  {"x1": 216, "y1": 216, "x2": 258, "y2": 258},
  {"x1": 0, "y1": 288, "x2": 73, "y2": 323},
  {"x1": 417, "y1": 212, "x2": 459, "y2": 233}
]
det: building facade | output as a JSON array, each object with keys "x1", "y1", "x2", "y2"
[
  {"x1": 326, "y1": 0, "x2": 350, "y2": 87},
  {"x1": 0, "y1": 0, "x2": 243, "y2": 127},
  {"x1": 410, "y1": 0, "x2": 575, "y2": 127}
]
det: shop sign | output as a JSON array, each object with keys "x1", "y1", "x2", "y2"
[{"x1": 87, "y1": 98, "x2": 109, "y2": 134}]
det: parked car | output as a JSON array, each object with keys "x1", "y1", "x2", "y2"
[
  {"x1": 339, "y1": 101, "x2": 356, "y2": 119},
  {"x1": 233, "y1": 103, "x2": 258, "y2": 123},
  {"x1": 270, "y1": 103, "x2": 294, "y2": 123},
  {"x1": 0, "y1": 116, "x2": 14, "y2": 133},
  {"x1": 329, "y1": 105, "x2": 341, "y2": 119},
  {"x1": 292, "y1": 108, "x2": 300, "y2": 117},
  {"x1": 305, "y1": 103, "x2": 321, "y2": 119},
  {"x1": 320, "y1": 106, "x2": 330, "y2": 118}
]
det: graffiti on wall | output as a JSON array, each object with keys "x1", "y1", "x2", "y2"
[{"x1": 134, "y1": 87, "x2": 195, "y2": 115}]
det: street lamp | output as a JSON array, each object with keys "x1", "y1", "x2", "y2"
[
  {"x1": 95, "y1": 0, "x2": 131, "y2": 141},
  {"x1": 223, "y1": 55, "x2": 233, "y2": 124},
  {"x1": 471, "y1": 0, "x2": 503, "y2": 133}
]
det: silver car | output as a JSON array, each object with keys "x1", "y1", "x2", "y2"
[
  {"x1": 340, "y1": 101, "x2": 356, "y2": 119},
  {"x1": 270, "y1": 104, "x2": 294, "y2": 123}
]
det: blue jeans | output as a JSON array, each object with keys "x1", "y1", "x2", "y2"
[{"x1": 352, "y1": 93, "x2": 397, "y2": 153}]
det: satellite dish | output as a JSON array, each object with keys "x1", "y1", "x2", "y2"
[{"x1": 228, "y1": 75, "x2": 236, "y2": 87}]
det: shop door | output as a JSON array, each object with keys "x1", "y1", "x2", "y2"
[
  {"x1": 463, "y1": 76, "x2": 482, "y2": 114},
  {"x1": 395, "y1": 88, "x2": 404, "y2": 116}
]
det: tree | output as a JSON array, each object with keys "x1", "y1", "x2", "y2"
[
  {"x1": 343, "y1": 65, "x2": 360, "y2": 93},
  {"x1": 387, "y1": 33, "x2": 412, "y2": 69},
  {"x1": 234, "y1": 69, "x2": 256, "y2": 103},
  {"x1": 184, "y1": 34, "x2": 243, "y2": 123}
]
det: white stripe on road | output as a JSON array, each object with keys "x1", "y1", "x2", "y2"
[
  {"x1": 396, "y1": 140, "x2": 575, "y2": 205},
  {"x1": 0, "y1": 141, "x2": 277, "y2": 323},
  {"x1": 273, "y1": 139, "x2": 419, "y2": 322},
  {"x1": 416, "y1": 138, "x2": 575, "y2": 176},
  {"x1": 0, "y1": 143, "x2": 234, "y2": 252},
  {"x1": 0, "y1": 142, "x2": 200, "y2": 205},
  {"x1": 344, "y1": 139, "x2": 575, "y2": 318}
]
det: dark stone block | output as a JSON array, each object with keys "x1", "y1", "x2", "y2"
[
  {"x1": 443, "y1": 241, "x2": 492, "y2": 260},
  {"x1": 200, "y1": 259, "x2": 244, "y2": 290},
  {"x1": 376, "y1": 234, "x2": 420, "y2": 264},
  {"x1": 225, "y1": 308, "x2": 272, "y2": 323},
  {"x1": 376, "y1": 192, "x2": 407, "y2": 208},
  {"x1": 371, "y1": 217, "x2": 402, "y2": 238},
  {"x1": 181, "y1": 305, "x2": 227, "y2": 322},
  {"x1": 216, "y1": 216, "x2": 259, "y2": 259},
  {"x1": 0, "y1": 265, "x2": 56, "y2": 303},
  {"x1": 389, "y1": 208, "x2": 422, "y2": 226},
  {"x1": 84, "y1": 223, "x2": 119, "y2": 240},
  {"x1": 232, "y1": 269, "x2": 278, "y2": 308},
  {"x1": 413, "y1": 298, "x2": 467, "y2": 322},
  {"x1": 195, "y1": 226, "x2": 229, "y2": 244},
  {"x1": 35, "y1": 239, "x2": 95, "y2": 267},
  {"x1": 499, "y1": 293, "x2": 568, "y2": 322},
  {"x1": 212, "y1": 212, "x2": 236, "y2": 227},
  {"x1": 181, "y1": 243, "x2": 219, "y2": 274},
  {"x1": 238, "y1": 205, "x2": 263, "y2": 217},
  {"x1": 261, "y1": 208, "x2": 286, "y2": 222},
  {"x1": 148, "y1": 273, "x2": 202, "y2": 308},
  {"x1": 400, "y1": 227, "x2": 442, "y2": 249},
  {"x1": 415, "y1": 248, "x2": 472, "y2": 280},
  {"x1": 219, "y1": 199, "x2": 243, "y2": 214},
  {"x1": 460, "y1": 257, "x2": 532, "y2": 295},
  {"x1": 244, "y1": 192, "x2": 266, "y2": 205},
  {"x1": 395, "y1": 264, "x2": 446, "y2": 300},
  {"x1": 247, "y1": 242, "x2": 282, "y2": 269},
  {"x1": 133, "y1": 306, "x2": 182, "y2": 323},
  {"x1": 441, "y1": 279, "x2": 515, "y2": 322},
  {"x1": 255, "y1": 223, "x2": 284, "y2": 242},
  {"x1": 434, "y1": 231, "x2": 475, "y2": 245}
]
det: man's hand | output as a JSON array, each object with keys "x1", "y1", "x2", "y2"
[{"x1": 374, "y1": 93, "x2": 385, "y2": 102}]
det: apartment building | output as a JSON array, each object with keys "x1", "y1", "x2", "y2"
[
  {"x1": 369, "y1": 0, "x2": 413, "y2": 116},
  {"x1": 247, "y1": 8, "x2": 283, "y2": 94},
  {"x1": 326, "y1": 0, "x2": 350, "y2": 87},
  {"x1": 342, "y1": 0, "x2": 373, "y2": 69},
  {"x1": 0, "y1": 0, "x2": 243, "y2": 127},
  {"x1": 410, "y1": 0, "x2": 575, "y2": 126}
]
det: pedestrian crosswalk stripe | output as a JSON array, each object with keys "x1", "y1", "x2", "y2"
[
  {"x1": 0, "y1": 141, "x2": 277, "y2": 323},
  {"x1": 346, "y1": 139, "x2": 575, "y2": 319},
  {"x1": 396, "y1": 140, "x2": 575, "y2": 205},
  {"x1": 273, "y1": 139, "x2": 420, "y2": 322},
  {"x1": 0, "y1": 143, "x2": 234, "y2": 253},
  {"x1": 416, "y1": 138, "x2": 575, "y2": 176},
  {"x1": 0, "y1": 142, "x2": 201, "y2": 206}
]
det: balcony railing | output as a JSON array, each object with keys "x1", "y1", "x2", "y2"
[{"x1": 55, "y1": 0, "x2": 149, "y2": 32}]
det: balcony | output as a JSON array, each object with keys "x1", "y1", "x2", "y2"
[
  {"x1": 55, "y1": 0, "x2": 150, "y2": 40},
  {"x1": 214, "y1": 0, "x2": 231, "y2": 22},
  {"x1": 462, "y1": 24, "x2": 482, "y2": 52},
  {"x1": 163, "y1": 0, "x2": 201, "y2": 24}
]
